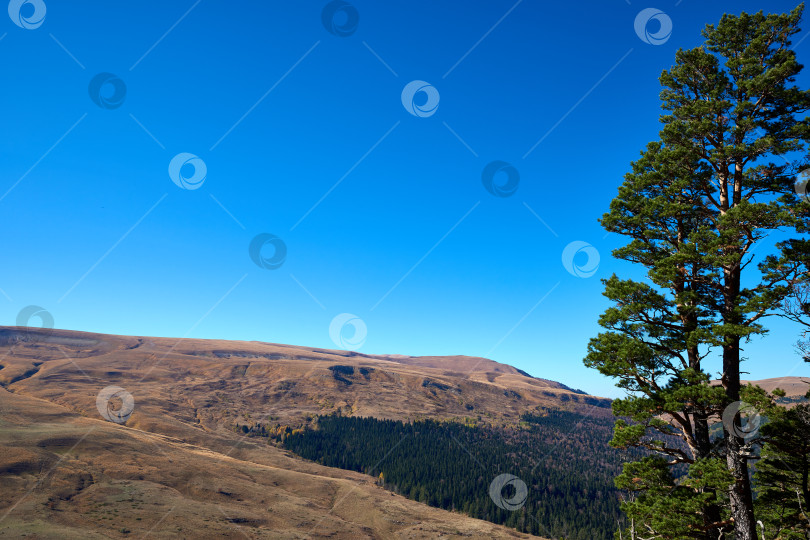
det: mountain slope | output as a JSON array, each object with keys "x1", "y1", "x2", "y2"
[
  {"x1": 0, "y1": 384, "x2": 534, "y2": 539},
  {"x1": 0, "y1": 326, "x2": 552, "y2": 539},
  {"x1": 1, "y1": 326, "x2": 603, "y2": 539},
  {"x1": 0, "y1": 327, "x2": 611, "y2": 435}
]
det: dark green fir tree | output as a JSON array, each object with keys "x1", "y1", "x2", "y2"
[{"x1": 754, "y1": 390, "x2": 810, "y2": 539}]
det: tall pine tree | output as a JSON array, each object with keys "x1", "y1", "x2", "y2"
[{"x1": 585, "y1": 6, "x2": 810, "y2": 539}]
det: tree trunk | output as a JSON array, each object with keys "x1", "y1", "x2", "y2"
[
  {"x1": 689, "y1": 320, "x2": 722, "y2": 537},
  {"x1": 723, "y1": 265, "x2": 757, "y2": 540},
  {"x1": 694, "y1": 411, "x2": 723, "y2": 537},
  {"x1": 725, "y1": 424, "x2": 757, "y2": 539}
]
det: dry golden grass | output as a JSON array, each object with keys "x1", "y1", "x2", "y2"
[
  {"x1": 741, "y1": 376, "x2": 809, "y2": 397},
  {"x1": 0, "y1": 386, "x2": 537, "y2": 539},
  {"x1": 0, "y1": 327, "x2": 555, "y2": 539},
  {"x1": 0, "y1": 327, "x2": 610, "y2": 435}
]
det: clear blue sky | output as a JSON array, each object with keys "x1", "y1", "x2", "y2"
[{"x1": 2, "y1": 0, "x2": 808, "y2": 398}]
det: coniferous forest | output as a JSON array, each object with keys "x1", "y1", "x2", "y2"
[{"x1": 281, "y1": 410, "x2": 630, "y2": 539}]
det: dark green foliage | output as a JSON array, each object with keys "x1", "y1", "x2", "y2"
[
  {"x1": 234, "y1": 422, "x2": 269, "y2": 437},
  {"x1": 282, "y1": 411, "x2": 632, "y2": 539},
  {"x1": 614, "y1": 455, "x2": 735, "y2": 539},
  {"x1": 754, "y1": 392, "x2": 810, "y2": 538},
  {"x1": 585, "y1": 5, "x2": 810, "y2": 538}
]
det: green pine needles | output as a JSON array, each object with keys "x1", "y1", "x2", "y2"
[{"x1": 585, "y1": 5, "x2": 810, "y2": 540}]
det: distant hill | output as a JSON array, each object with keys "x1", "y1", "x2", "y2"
[
  {"x1": 709, "y1": 376, "x2": 809, "y2": 405},
  {"x1": 0, "y1": 326, "x2": 611, "y2": 430},
  {"x1": 742, "y1": 376, "x2": 809, "y2": 398}
]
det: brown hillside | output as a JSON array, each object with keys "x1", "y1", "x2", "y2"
[
  {"x1": 0, "y1": 326, "x2": 610, "y2": 433},
  {"x1": 0, "y1": 327, "x2": 579, "y2": 538},
  {"x1": 742, "y1": 376, "x2": 809, "y2": 397},
  {"x1": 0, "y1": 385, "x2": 535, "y2": 539}
]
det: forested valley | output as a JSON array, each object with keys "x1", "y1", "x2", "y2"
[{"x1": 279, "y1": 410, "x2": 629, "y2": 539}]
